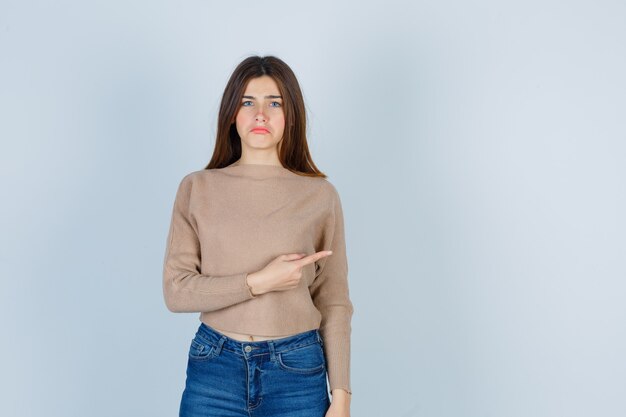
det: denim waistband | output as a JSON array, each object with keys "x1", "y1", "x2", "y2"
[{"x1": 195, "y1": 322, "x2": 323, "y2": 357}]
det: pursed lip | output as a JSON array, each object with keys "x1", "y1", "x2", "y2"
[{"x1": 251, "y1": 127, "x2": 270, "y2": 133}]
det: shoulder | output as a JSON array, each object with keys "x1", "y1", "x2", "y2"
[
  {"x1": 177, "y1": 169, "x2": 216, "y2": 187},
  {"x1": 317, "y1": 175, "x2": 341, "y2": 196},
  {"x1": 314, "y1": 177, "x2": 343, "y2": 211},
  {"x1": 170, "y1": 170, "x2": 212, "y2": 201}
]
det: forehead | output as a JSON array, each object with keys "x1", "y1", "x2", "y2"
[{"x1": 243, "y1": 75, "x2": 280, "y2": 95}]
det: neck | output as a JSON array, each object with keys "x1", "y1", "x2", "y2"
[{"x1": 233, "y1": 156, "x2": 283, "y2": 167}]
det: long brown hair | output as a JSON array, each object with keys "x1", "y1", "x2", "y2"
[{"x1": 204, "y1": 55, "x2": 327, "y2": 178}]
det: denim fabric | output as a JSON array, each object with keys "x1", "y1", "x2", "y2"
[{"x1": 179, "y1": 322, "x2": 331, "y2": 417}]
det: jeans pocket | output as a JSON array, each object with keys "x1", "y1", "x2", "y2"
[
  {"x1": 188, "y1": 336, "x2": 217, "y2": 361},
  {"x1": 277, "y1": 342, "x2": 326, "y2": 374}
]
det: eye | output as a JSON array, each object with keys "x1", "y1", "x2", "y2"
[
  {"x1": 270, "y1": 101, "x2": 282, "y2": 108},
  {"x1": 241, "y1": 100, "x2": 253, "y2": 106}
]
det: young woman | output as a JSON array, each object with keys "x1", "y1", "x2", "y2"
[{"x1": 163, "y1": 55, "x2": 353, "y2": 417}]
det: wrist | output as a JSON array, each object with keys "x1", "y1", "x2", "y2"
[
  {"x1": 331, "y1": 388, "x2": 352, "y2": 402},
  {"x1": 246, "y1": 272, "x2": 263, "y2": 296}
]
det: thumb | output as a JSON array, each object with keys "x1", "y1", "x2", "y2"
[{"x1": 282, "y1": 253, "x2": 307, "y2": 261}]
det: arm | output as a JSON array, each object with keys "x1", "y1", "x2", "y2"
[
  {"x1": 162, "y1": 174, "x2": 258, "y2": 313},
  {"x1": 309, "y1": 184, "x2": 354, "y2": 395}
]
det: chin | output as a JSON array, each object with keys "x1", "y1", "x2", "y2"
[{"x1": 246, "y1": 136, "x2": 279, "y2": 145}]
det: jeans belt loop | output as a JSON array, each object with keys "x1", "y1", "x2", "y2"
[
  {"x1": 214, "y1": 336, "x2": 226, "y2": 355},
  {"x1": 268, "y1": 340, "x2": 276, "y2": 362}
]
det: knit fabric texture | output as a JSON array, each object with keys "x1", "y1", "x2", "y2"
[{"x1": 163, "y1": 163, "x2": 354, "y2": 393}]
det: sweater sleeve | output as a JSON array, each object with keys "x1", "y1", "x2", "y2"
[
  {"x1": 309, "y1": 183, "x2": 354, "y2": 394},
  {"x1": 162, "y1": 174, "x2": 257, "y2": 313}
]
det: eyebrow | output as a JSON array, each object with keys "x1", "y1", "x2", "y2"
[{"x1": 242, "y1": 95, "x2": 283, "y2": 99}]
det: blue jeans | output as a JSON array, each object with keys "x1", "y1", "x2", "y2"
[{"x1": 179, "y1": 322, "x2": 331, "y2": 417}]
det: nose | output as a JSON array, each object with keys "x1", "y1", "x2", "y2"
[{"x1": 255, "y1": 109, "x2": 267, "y2": 122}]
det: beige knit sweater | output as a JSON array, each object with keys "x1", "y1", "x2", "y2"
[{"x1": 162, "y1": 163, "x2": 354, "y2": 394}]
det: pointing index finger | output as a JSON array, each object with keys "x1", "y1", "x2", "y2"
[{"x1": 297, "y1": 250, "x2": 333, "y2": 266}]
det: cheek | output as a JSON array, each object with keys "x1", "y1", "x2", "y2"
[
  {"x1": 235, "y1": 109, "x2": 247, "y2": 122},
  {"x1": 235, "y1": 110, "x2": 253, "y2": 129},
  {"x1": 234, "y1": 113, "x2": 248, "y2": 135},
  {"x1": 274, "y1": 113, "x2": 286, "y2": 128}
]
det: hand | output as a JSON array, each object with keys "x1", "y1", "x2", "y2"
[
  {"x1": 247, "y1": 251, "x2": 333, "y2": 295},
  {"x1": 325, "y1": 389, "x2": 350, "y2": 417},
  {"x1": 325, "y1": 399, "x2": 350, "y2": 417}
]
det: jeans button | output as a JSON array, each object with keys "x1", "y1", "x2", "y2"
[{"x1": 244, "y1": 345, "x2": 252, "y2": 353}]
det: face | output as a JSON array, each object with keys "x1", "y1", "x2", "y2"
[{"x1": 234, "y1": 75, "x2": 286, "y2": 153}]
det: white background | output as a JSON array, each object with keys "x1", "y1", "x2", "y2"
[{"x1": 1, "y1": 1, "x2": 624, "y2": 416}]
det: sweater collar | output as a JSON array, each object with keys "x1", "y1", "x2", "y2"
[{"x1": 220, "y1": 162, "x2": 295, "y2": 178}]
